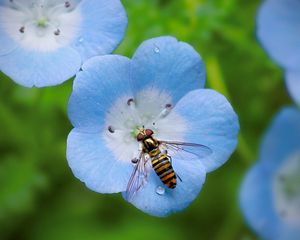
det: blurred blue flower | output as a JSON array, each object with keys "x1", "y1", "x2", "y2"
[
  {"x1": 286, "y1": 71, "x2": 300, "y2": 107},
  {"x1": 240, "y1": 107, "x2": 300, "y2": 240},
  {"x1": 257, "y1": 0, "x2": 300, "y2": 105},
  {"x1": 0, "y1": 0, "x2": 127, "y2": 87},
  {"x1": 67, "y1": 36, "x2": 239, "y2": 217}
]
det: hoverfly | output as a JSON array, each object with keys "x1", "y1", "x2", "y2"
[{"x1": 125, "y1": 128, "x2": 212, "y2": 201}]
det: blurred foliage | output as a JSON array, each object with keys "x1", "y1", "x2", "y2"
[{"x1": 0, "y1": 0, "x2": 291, "y2": 239}]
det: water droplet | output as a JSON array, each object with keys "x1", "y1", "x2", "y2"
[
  {"x1": 154, "y1": 46, "x2": 160, "y2": 53},
  {"x1": 76, "y1": 37, "x2": 84, "y2": 45},
  {"x1": 156, "y1": 186, "x2": 165, "y2": 195}
]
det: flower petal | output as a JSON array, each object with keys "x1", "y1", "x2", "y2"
[
  {"x1": 240, "y1": 164, "x2": 282, "y2": 240},
  {"x1": 240, "y1": 107, "x2": 300, "y2": 240},
  {"x1": 257, "y1": 0, "x2": 300, "y2": 70},
  {"x1": 0, "y1": 0, "x2": 35, "y2": 7},
  {"x1": 170, "y1": 89, "x2": 239, "y2": 172},
  {"x1": 123, "y1": 155, "x2": 206, "y2": 217},
  {"x1": 0, "y1": 46, "x2": 81, "y2": 87},
  {"x1": 0, "y1": 6, "x2": 18, "y2": 55},
  {"x1": 67, "y1": 129, "x2": 133, "y2": 193},
  {"x1": 286, "y1": 71, "x2": 300, "y2": 106},
  {"x1": 68, "y1": 55, "x2": 132, "y2": 133},
  {"x1": 71, "y1": 0, "x2": 127, "y2": 61},
  {"x1": 131, "y1": 36, "x2": 205, "y2": 104},
  {"x1": 260, "y1": 107, "x2": 300, "y2": 168}
]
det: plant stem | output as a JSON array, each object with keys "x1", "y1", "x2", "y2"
[{"x1": 206, "y1": 55, "x2": 254, "y2": 166}]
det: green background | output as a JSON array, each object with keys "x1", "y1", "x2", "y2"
[{"x1": 0, "y1": 0, "x2": 291, "y2": 239}]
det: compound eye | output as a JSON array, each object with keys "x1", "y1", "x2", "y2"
[
  {"x1": 136, "y1": 133, "x2": 145, "y2": 141},
  {"x1": 145, "y1": 129, "x2": 154, "y2": 136}
]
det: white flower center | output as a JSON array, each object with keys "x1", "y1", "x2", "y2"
[
  {"x1": 273, "y1": 152, "x2": 300, "y2": 227},
  {"x1": 0, "y1": 0, "x2": 81, "y2": 52},
  {"x1": 103, "y1": 88, "x2": 188, "y2": 163}
]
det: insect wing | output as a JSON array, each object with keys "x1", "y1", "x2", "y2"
[
  {"x1": 125, "y1": 153, "x2": 148, "y2": 201},
  {"x1": 159, "y1": 140, "x2": 213, "y2": 160}
]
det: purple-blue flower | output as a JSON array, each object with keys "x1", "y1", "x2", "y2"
[
  {"x1": 67, "y1": 36, "x2": 239, "y2": 217},
  {"x1": 240, "y1": 107, "x2": 300, "y2": 240},
  {"x1": 0, "y1": 0, "x2": 127, "y2": 87},
  {"x1": 257, "y1": 0, "x2": 300, "y2": 105}
]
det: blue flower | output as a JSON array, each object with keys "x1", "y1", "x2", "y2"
[
  {"x1": 286, "y1": 71, "x2": 300, "y2": 107},
  {"x1": 257, "y1": 0, "x2": 300, "y2": 105},
  {"x1": 240, "y1": 107, "x2": 300, "y2": 240},
  {"x1": 67, "y1": 36, "x2": 239, "y2": 217},
  {"x1": 0, "y1": 0, "x2": 127, "y2": 87}
]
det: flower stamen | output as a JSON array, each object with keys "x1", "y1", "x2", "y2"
[
  {"x1": 3, "y1": 0, "x2": 81, "y2": 52},
  {"x1": 65, "y1": 1, "x2": 71, "y2": 8},
  {"x1": 54, "y1": 29, "x2": 61, "y2": 36},
  {"x1": 108, "y1": 126, "x2": 115, "y2": 133},
  {"x1": 131, "y1": 158, "x2": 139, "y2": 164},
  {"x1": 157, "y1": 103, "x2": 173, "y2": 119},
  {"x1": 165, "y1": 103, "x2": 172, "y2": 108},
  {"x1": 274, "y1": 152, "x2": 300, "y2": 226},
  {"x1": 103, "y1": 89, "x2": 187, "y2": 164},
  {"x1": 127, "y1": 98, "x2": 135, "y2": 106},
  {"x1": 19, "y1": 26, "x2": 25, "y2": 33}
]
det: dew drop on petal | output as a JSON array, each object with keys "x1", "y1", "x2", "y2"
[
  {"x1": 156, "y1": 186, "x2": 165, "y2": 195},
  {"x1": 76, "y1": 37, "x2": 84, "y2": 46}
]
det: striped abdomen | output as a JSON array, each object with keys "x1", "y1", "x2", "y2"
[{"x1": 151, "y1": 153, "x2": 177, "y2": 189}]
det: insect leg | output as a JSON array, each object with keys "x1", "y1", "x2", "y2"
[
  {"x1": 168, "y1": 155, "x2": 172, "y2": 164},
  {"x1": 176, "y1": 173, "x2": 183, "y2": 182}
]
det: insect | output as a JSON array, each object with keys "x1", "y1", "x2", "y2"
[{"x1": 125, "y1": 128, "x2": 212, "y2": 200}]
